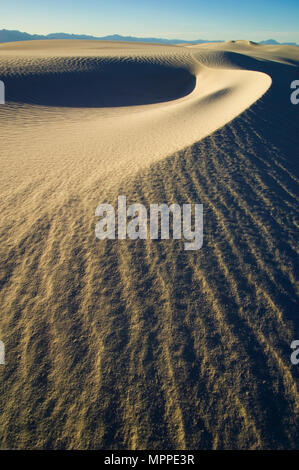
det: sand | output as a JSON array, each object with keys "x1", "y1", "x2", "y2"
[{"x1": 0, "y1": 39, "x2": 298, "y2": 449}]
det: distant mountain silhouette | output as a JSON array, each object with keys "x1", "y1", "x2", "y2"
[
  {"x1": 0, "y1": 29, "x2": 297, "y2": 46},
  {"x1": 0, "y1": 29, "x2": 220, "y2": 44}
]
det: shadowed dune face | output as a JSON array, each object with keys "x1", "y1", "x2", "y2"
[
  {"x1": 0, "y1": 40, "x2": 298, "y2": 450},
  {"x1": 3, "y1": 58, "x2": 196, "y2": 107}
]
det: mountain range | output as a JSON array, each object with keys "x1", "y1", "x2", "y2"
[{"x1": 0, "y1": 29, "x2": 298, "y2": 46}]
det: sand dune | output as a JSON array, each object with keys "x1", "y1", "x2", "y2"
[
  {"x1": 0, "y1": 40, "x2": 271, "y2": 196},
  {"x1": 0, "y1": 40, "x2": 298, "y2": 449}
]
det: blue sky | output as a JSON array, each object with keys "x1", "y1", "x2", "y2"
[{"x1": 1, "y1": 0, "x2": 299, "y2": 43}]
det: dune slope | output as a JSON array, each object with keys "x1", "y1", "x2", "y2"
[{"x1": 0, "y1": 40, "x2": 298, "y2": 449}]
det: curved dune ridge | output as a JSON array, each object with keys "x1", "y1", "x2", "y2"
[
  {"x1": 0, "y1": 40, "x2": 272, "y2": 190},
  {"x1": 0, "y1": 40, "x2": 298, "y2": 449}
]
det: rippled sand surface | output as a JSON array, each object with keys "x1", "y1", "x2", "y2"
[{"x1": 0, "y1": 40, "x2": 298, "y2": 449}]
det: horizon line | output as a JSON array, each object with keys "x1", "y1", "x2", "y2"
[{"x1": 0, "y1": 28, "x2": 298, "y2": 46}]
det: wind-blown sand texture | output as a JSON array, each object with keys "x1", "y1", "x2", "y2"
[{"x1": 0, "y1": 39, "x2": 298, "y2": 449}]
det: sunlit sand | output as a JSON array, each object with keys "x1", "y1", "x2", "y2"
[{"x1": 0, "y1": 39, "x2": 298, "y2": 449}]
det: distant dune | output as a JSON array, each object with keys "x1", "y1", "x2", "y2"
[{"x1": 0, "y1": 39, "x2": 298, "y2": 449}]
